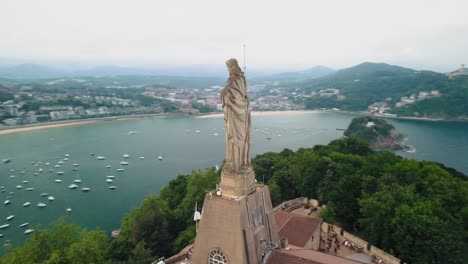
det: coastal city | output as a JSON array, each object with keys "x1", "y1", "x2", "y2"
[{"x1": 0, "y1": 77, "x2": 302, "y2": 128}]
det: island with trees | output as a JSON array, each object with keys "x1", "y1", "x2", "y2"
[{"x1": 344, "y1": 116, "x2": 409, "y2": 151}]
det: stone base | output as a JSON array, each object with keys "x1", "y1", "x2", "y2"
[
  {"x1": 220, "y1": 167, "x2": 256, "y2": 197},
  {"x1": 191, "y1": 186, "x2": 280, "y2": 264}
]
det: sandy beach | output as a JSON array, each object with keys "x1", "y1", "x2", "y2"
[
  {"x1": 0, "y1": 113, "x2": 186, "y2": 136},
  {"x1": 195, "y1": 110, "x2": 324, "y2": 119},
  {"x1": 0, "y1": 120, "x2": 101, "y2": 136}
]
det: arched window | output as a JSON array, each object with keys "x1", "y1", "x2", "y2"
[{"x1": 208, "y1": 248, "x2": 228, "y2": 264}]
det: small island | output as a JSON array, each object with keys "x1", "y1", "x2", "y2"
[{"x1": 344, "y1": 116, "x2": 413, "y2": 151}]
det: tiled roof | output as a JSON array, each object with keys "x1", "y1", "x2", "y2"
[
  {"x1": 274, "y1": 211, "x2": 292, "y2": 231},
  {"x1": 266, "y1": 248, "x2": 365, "y2": 264},
  {"x1": 274, "y1": 211, "x2": 322, "y2": 247}
]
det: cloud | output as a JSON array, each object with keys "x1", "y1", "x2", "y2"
[{"x1": 0, "y1": 0, "x2": 467, "y2": 71}]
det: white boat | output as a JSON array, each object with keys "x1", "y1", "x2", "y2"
[
  {"x1": 34, "y1": 172, "x2": 38, "y2": 176},
  {"x1": 23, "y1": 202, "x2": 31, "y2": 207},
  {"x1": 106, "y1": 165, "x2": 112, "y2": 168},
  {"x1": 123, "y1": 154, "x2": 130, "y2": 158},
  {"x1": 117, "y1": 168, "x2": 125, "y2": 172},
  {"x1": 4, "y1": 200, "x2": 10, "y2": 205},
  {"x1": 73, "y1": 164, "x2": 79, "y2": 167},
  {"x1": 106, "y1": 179, "x2": 113, "y2": 183},
  {"x1": 22, "y1": 180, "x2": 29, "y2": 183},
  {"x1": 158, "y1": 156, "x2": 163, "y2": 160},
  {"x1": 20, "y1": 171, "x2": 25, "y2": 174},
  {"x1": 45, "y1": 163, "x2": 50, "y2": 166},
  {"x1": 9, "y1": 169, "x2": 14, "y2": 172},
  {"x1": 24, "y1": 229, "x2": 34, "y2": 234},
  {"x1": 63, "y1": 158, "x2": 69, "y2": 161},
  {"x1": 6, "y1": 215, "x2": 14, "y2": 221},
  {"x1": 81, "y1": 187, "x2": 91, "y2": 192},
  {"x1": 48, "y1": 196, "x2": 55, "y2": 201},
  {"x1": 107, "y1": 175, "x2": 115, "y2": 179},
  {"x1": 72, "y1": 168, "x2": 78, "y2": 171},
  {"x1": 128, "y1": 131, "x2": 137, "y2": 135},
  {"x1": 68, "y1": 184, "x2": 78, "y2": 189},
  {"x1": 96, "y1": 156, "x2": 105, "y2": 160},
  {"x1": 55, "y1": 179, "x2": 63, "y2": 183},
  {"x1": 195, "y1": 130, "x2": 201, "y2": 133},
  {"x1": 73, "y1": 179, "x2": 82, "y2": 183},
  {"x1": 16, "y1": 185, "x2": 22, "y2": 189},
  {"x1": 48, "y1": 169, "x2": 54, "y2": 172},
  {"x1": 9, "y1": 175, "x2": 15, "y2": 178},
  {"x1": 213, "y1": 133, "x2": 219, "y2": 136},
  {"x1": 37, "y1": 203, "x2": 46, "y2": 208},
  {"x1": 40, "y1": 193, "x2": 49, "y2": 197},
  {"x1": 38, "y1": 168, "x2": 43, "y2": 172},
  {"x1": 109, "y1": 186, "x2": 117, "y2": 190},
  {"x1": 120, "y1": 161, "x2": 129, "y2": 165},
  {"x1": 65, "y1": 154, "x2": 70, "y2": 157},
  {"x1": 54, "y1": 165, "x2": 60, "y2": 168},
  {"x1": 19, "y1": 223, "x2": 29, "y2": 227},
  {"x1": 0, "y1": 224, "x2": 9, "y2": 229},
  {"x1": 57, "y1": 171, "x2": 64, "y2": 175},
  {"x1": 139, "y1": 156, "x2": 145, "y2": 160},
  {"x1": 66, "y1": 208, "x2": 72, "y2": 212},
  {"x1": 26, "y1": 188, "x2": 34, "y2": 191},
  {"x1": 58, "y1": 161, "x2": 63, "y2": 164}
]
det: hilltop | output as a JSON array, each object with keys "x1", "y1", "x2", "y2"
[{"x1": 290, "y1": 62, "x2": 468, "y2": 120}]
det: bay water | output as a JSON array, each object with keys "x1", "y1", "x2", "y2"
[{"x1": 0, "y1": 112, "x2": 466, "y2": 252}]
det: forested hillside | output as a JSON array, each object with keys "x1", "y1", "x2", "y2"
[{"x1": 298, "y1": 62, "x2": 468, "y2": 119}]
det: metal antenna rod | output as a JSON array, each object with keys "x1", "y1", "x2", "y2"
[{"x1": 243, "y1": 44, "x2": 246, "y2": 73}]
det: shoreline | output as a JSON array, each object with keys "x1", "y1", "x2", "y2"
[
  {"x1": 0, "y1": 113, "x2": 182, "y2": 136},
  {"x1": 195, "y1": 110, "x2": 323, "y2": 119},
  {"x1": 1, "y1": 109, "x2": 466, "y2": 136},
  {"x1": 330, "y1": 110, "x2": 468, "y2": 123}
]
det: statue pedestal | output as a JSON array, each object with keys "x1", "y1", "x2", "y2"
[
  {"x1": 191, "y1": 185, "x2": 280, "y2": 264},
  {"x1": 220, "y1": 167, "x2": 257, "y2": 197}
]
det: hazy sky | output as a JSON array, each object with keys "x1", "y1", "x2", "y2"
[{"x1": 1, "y1": 0, "x2": 467, "y2": 71}]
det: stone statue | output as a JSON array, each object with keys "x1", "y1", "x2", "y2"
[{"x1": 221, "y1": 58, "x2": 251, "y2": 173}]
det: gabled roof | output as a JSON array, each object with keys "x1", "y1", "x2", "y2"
[{"x1": 274, "y1": 211, "x2": 322, "y2": 247}]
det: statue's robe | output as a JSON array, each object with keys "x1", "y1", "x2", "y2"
[{"x1": 221, "y1": 74, "x2": 251, "y2": 172}]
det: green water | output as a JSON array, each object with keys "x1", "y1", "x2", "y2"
[{"x1": 0, "y1": 112, "x2": 467, "y2": 252}]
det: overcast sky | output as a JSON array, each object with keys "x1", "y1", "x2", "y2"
[{"x1": 1, "y1": 0, "x2": 467, "y2": 72}]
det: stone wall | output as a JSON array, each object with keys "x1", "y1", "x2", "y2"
[{"x1": 322, "y1": 222, "x2": 401, "y2": 264}]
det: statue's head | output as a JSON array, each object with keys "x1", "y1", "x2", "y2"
[{"x1": 226, "y1": 58, "x2": 242, "y2": 75}]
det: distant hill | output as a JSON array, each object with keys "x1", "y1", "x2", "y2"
[
  {"x1": 254, "y1": 65, "x2": 334, "y2": 83},
  {"x1": 0, "y1": 64, "x2": 229, "y2": 79},
  {"x1": 0, "y1": 64, "x2": 64, "y2": 79},
  {"x1": 298, "y1": 62, "x2": 468, "y2": 119},
  {"x1": 326, "y1": 62, "x2": 415, "y2": 81}
]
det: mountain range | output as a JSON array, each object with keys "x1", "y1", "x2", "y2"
[{"x1": 0, "y1": 63, "x2": 333, "y2": 79}]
